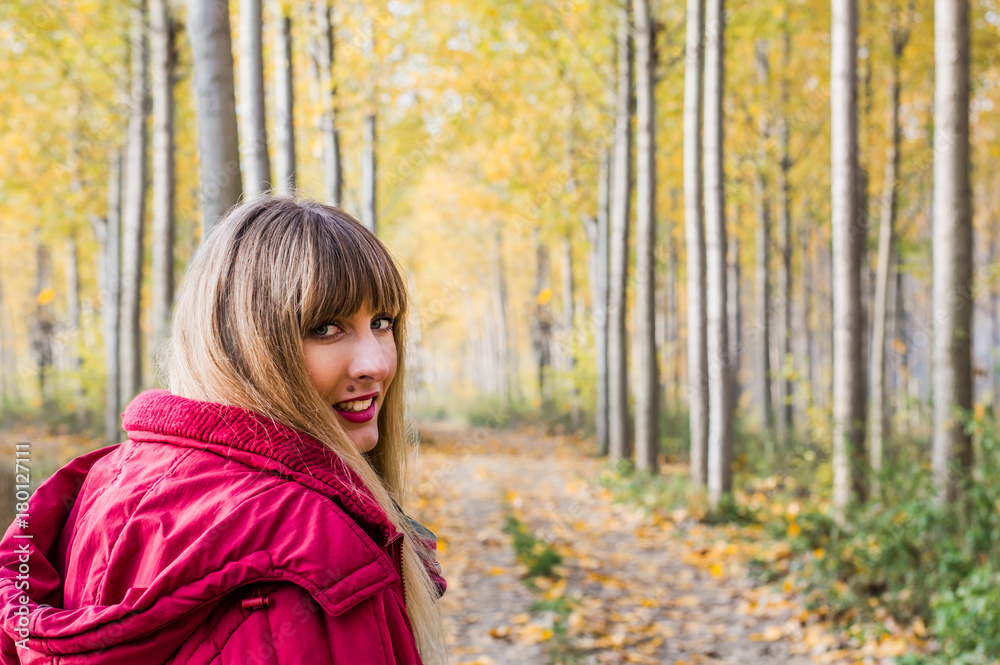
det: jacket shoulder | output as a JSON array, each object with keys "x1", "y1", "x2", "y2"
[{"x1": 119, "y1": 440, "x2": 403, "y2": 616}]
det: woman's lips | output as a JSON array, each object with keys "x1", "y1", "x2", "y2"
[{"x1": 333, "y1": 398, "x2": 376, "y2": 423}]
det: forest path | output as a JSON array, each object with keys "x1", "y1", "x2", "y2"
[{"x1": 414, "y1": 423, "x2": 864, "y2": 665}]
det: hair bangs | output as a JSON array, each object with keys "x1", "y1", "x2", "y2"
[{"x1": 299, "y1": 206, "x2": 406, "y2": 333}]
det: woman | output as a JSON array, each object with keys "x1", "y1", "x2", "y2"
[{"x1": 0, "y1": 196, "x2": 449, "y2": 664}]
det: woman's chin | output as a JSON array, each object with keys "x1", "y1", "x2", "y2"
[{"x1": 346, "y1": 427, "x2": 379, "y2": 453}]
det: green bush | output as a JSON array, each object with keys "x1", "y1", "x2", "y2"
[
  {"x1": 502, "y1": 515, "x2": 562, "y2": 579},
  {"x1": 930, "y1": 563, "x2": 1000, "y2": 664}
]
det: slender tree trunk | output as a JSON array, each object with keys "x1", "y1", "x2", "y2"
[
  {"x1": 120, "y1": 0, "x2": 149, "y2": 411},
  {"x1": 728, "y1": 218, "x2": 741, "y2": 410},
  {"x1": 932, "y1": 0, "x2": 973, "y2": 505},
  {"x1": 66, "y1": 124, "x2": 87, "y2": 430},
  {"x1": 93, "y1": 150, "x2": 123, "y2": 443},
  {"x1": 312, "y1": 0, "x2": 342, "y2": 206},
  {"x1": 31, "y1": 239, "x2": 55, "y2": 410},
  {"x1": 608, "y1": 3, "x2": 634, "y2": 462},
  {"x1": 831, "y1": 0, "x2": 867, "y2": 520},
  {"x1": 186, "y1": 0, "x2": 243, "y2": 233},
  {"x1": 150, "y1": 0, "x2": 176, "y2": 360},
  {"x1": 801, "y1": 218, "x2": 815, "y2": 411},
  {"x1": 870, "y1": 13, "x2": 908, "y2": 491},
  {"x1": 493, "y1": 225, "x2": 512, "y2": 407},
  {"x1": 561, "y1": 233, "x2": 581, "y2": 431},
  {"x1": 667, "y1": 210, "x2": 680, "y2": 406},
  {"x1": 684, "y1": 0, "x2": 708, "y2": 488},
  {"x1": 239, "y1": 0, "x2": 271, "y2": 196},
  {"x1": 753, "y1": 40, "x2": 774, "y2": 439},
  {"x1": 532, "y1": 236, "x2": 554, "y2": 408},
  {"x1": 361, "y1": 22, "x2": 377, "y2": 232},
  {"x1": 65, "y1": 235, "x2": 86, "y2": 430},
  {"x1": 704, "y1": 0, "x2": 731, "y2": 508},
  {"x1": 776, "y1": 24, "x2": 794, "y2": 439},
  {"x1": 274, "y1": 2, "x2": 296, "y2": 194},
  {"x1": 592, "y1": 149, "x2": 611, "y2": 455},
  {"x1": 634, "y1": 0, "x2": 659, "y2": 473}
]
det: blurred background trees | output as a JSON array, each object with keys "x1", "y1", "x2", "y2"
[{"x1": 0, "y1": 0, "x2": 997, "y2": 513}]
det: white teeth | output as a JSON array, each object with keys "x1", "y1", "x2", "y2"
[{"x1": 334, "y1": 397, "x2": 374, "y2": 412}]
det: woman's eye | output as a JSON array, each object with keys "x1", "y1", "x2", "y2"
[
  {"x1": 373, "y1": 316, "x2": 395, "y2": 332},
  {"x1": 314, "y1": 323, "x2": 341, "y2": 338}
]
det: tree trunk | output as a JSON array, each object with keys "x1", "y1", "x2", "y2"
[
  {"x1": 239, "y1": 0, "x2": 271, "y2": 196},
  {"x1": 754, "y1": 40, "x2": 774, "y2": 440},
  {"x1": 801, "y1": 216, "x2": 815, "y2": 411},
  {"x1": 590, "y1": 149, "x2": 611, "y2": 455},
  {"x1": 684, "y1": 0, "x2": 708, "y2": 488},
  {"x1": 728, "y1": 210, "x2": 741, "y2": 412},
  {"x1": 312, "y1": 0, "x2": 342, "y2": 206},
  {"x1": 831, "y1": 0, "x2": 867, "y2": 520},
  {"x1": 667, "y1": 206, "x2": 680, "y2": 406},
  {"x1": 274, "y1": 2, "x2": 296, "y2": 194},
  {"x1": 532, "y1": 236, "x2": 553, "y2": 409},
  {"x1": 65, "y1": 236, "x2": 87, "y2": 430},
  {"x1": 561, "y1": 233, "x2": 581, "y2": 431},
  {"x1": 776, "y1": 25, "x2": 794, "y2": 439},
  {"x1": 932, "y1": 0, "x2": 973, "y2": 505},
  {"x1": 492, "y1": 224, "x2": 511, "y2": 406},
  {"x1": 31, "y1": 237, "x2": 55, "y2": 409},
  {"x1": 704, "y1": 0, "x2": 731, "y2": 509},
  {"x1": 150, "y1": 0, "x2": 176, "y2": 360},
  {"x1": 633, "y1": 0, "x2": 659, "y2": 473},
  {"x1": 93, "y1": 150, "x2": 123, "y2": 443},
  {"x1": 608, "y1": 3, "x2": 634, "y2": 462},
  {"x1": 186, "y1": 0, "x2": 243, "y2": 233},
  {"x1": 66, "y1": 124, "x2": 87, "y2": 430},
  {"x1": 870, "y1": 11, "x2": 908, "y2": 492},
  {"x1": 361, "y1": 23, "x2": 377, "y2": 232},
  {"x1": 120, "y1": 0, "x2": 149, "y2": 411}
]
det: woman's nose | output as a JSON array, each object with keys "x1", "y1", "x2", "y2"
[{"x1": 350, "y1": 329, "x2": 390, "y2": 381}]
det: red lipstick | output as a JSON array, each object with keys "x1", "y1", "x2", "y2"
[{"x1": 333, "y1": 394, "x2": 378, "y2": 423}]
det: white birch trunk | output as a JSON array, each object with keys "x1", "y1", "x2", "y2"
[
  {"x1": 273, "y1": 2, "x2": 296, "y2": 194},
  {"x1": 776, "y1": 26, "x2": 794, "y2": 438},
  {"x1": 312, "y1": 0, "x2": 342, "y2": 206},
  {"x1": 704, "y1": 0, "x2": 731, "y2": 509},
  {"x1": 186, "y1": 0, "x2": 243, "y2": 233},
  {"x1": 633, "y1": 0, "x2": 658, "y2": 473},
  {"x1": 932, "y1": 0, "x2": 973, "y2": 504},
  {"x1": 65, "y1": 235, "x2": 86, "y2": 430},
  {"x1": 684, "y1": 0, "x2": 708, "y2": 487},
  {"x1": 608, "y1": 3, "x2": 634, "y2": 462},
  {"x1": 95, "y1": 150, "x2": 123, "y2": 443},
  {"x1": 592, "y1": 149, "x2": 611, "y2": 455},
  {"x1": 870, "y1": 13, "x2": 908, "y2": 489},
  {"x1": 728, "y1": 215, "x2": 741, "y2": 410},
  {"x1": 831, "y1": 0, "x2": 867, "y2": 519},
  {"x1": 361, "y1": 23, "x2": 376, "y2": 232},
  {"x1": 754, "y1": 39, "x2": 774, "y2": 439},
  {"x1": 120, "y1": 0, "x2": 148, "y2": 411},
  {"x1": 239, "y1": 0, "x2": 271, "y2": 196},
  {"x1": 150, "y1": 0, "x2": 176, "y2": 360}
]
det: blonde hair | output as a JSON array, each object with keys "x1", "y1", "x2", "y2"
[{"x1": 159, "y1": 194, "x2": 447, "y2": 664}]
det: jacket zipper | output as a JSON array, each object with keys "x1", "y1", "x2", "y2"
[{"x1": 391, "y1": 533, "x2": 407, "y2": 607}]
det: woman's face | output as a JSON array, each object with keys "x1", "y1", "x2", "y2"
[{"x1": 302, "y1": 299, "x2": 397, "y2": 453}]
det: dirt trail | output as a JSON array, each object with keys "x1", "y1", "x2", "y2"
[{"x1": 413, "y1": 424, "x2": 859, "y2": 665}]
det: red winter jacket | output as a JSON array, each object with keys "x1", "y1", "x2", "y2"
[{"x1": 0, "y1": 389, "x2": 444, "y2": 664}]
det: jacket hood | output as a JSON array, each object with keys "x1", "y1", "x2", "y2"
[{"x1": 0, "y1": 389, "x2": 406, "y2": 663}]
